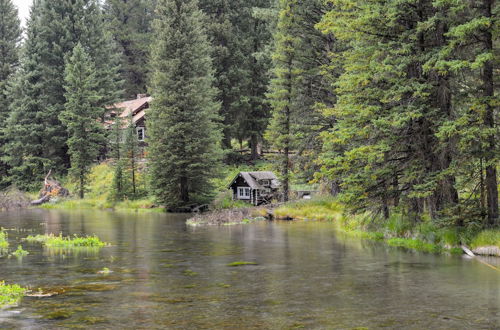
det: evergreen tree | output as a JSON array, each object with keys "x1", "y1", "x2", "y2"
[
  {"x1": 5, "y1": 0, "x2": 122, "y2": 189},
  {"x1": 0, "y1": 0, "x2": 22, "y2": 189},
  {"x1": 199, "y1": 0, "x2": 274, "y2": 156},
  {"x1": 103, "y1": 0, "x2": 154, "y2": 97},
  {"x1": 431, "y1": 0, "x2": 499, "y2": 225},
  {"x1": 3, "y1": 0, "x2": 49, "y2": 191},
  {"x1": 317, "y1": 0, "x2": 461, "y2": 220},
  {"x1": 60, "y1": 43, "x2": 104, "y2": 199},
  {"x1": 267, "y1": 0, "x2": 301, "y2": 202},
  {"x1": 148, "y1": 0, "x2": 222, "y2": 208}
]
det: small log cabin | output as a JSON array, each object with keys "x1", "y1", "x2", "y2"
[{"x1": 228, "y1": 171, "x2": 280, "y2": 206}]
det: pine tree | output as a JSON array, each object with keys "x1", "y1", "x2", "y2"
[
  {"x1": 0, "y1": 0, "x2": 22, "y2": 189},
  {"x1": 267, "y1": 0, "x2": 301, "y2": 202},
  {"x1": 317, "y1": 0, "x2": 461, "y2": 220},
  {"x1": 148, "y1": 0, "x2": 222, "y2": 208},
  {"x1": 5, "y1": 0, "x2": 122, "y2": 189},
  {"x1": 60, "y1": 43, "x2": 104, "y2": 199},
  {"x1": 3, "y1": 0, "x2": 49, "y2": 191},
  {"x1": 103, "y1": 0, "x2": 154, "y2": 97},
  {"x1": 199, "y1": 0, "x2": 274, "y2": 155},
  {"x1": 434, "y1": 0, "x2": 499, "y2": 225}
]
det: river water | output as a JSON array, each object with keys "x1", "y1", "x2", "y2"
[{"x1": 0, "y1": 209, "x2": 499, "y2": 329}]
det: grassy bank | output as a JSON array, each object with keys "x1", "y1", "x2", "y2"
[
  {"x1": 273, "y1": 197, "x2": 499, "y2": 255},
  {"x1": 37, "y1": 163, "x2": 165, "y2": 212},
  {"x1": 40, "y1": 197, "x2": 165, "y2": 213}
]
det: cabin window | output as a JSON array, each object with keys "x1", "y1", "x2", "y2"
[
  {"x1": 237, "y1": 187, "x2": 251, "y2": 200},
  {"x1": 261, "y1": 179, "x2": 270, "y2": 186},
  {"x1": 137, "y1": 127, "x2": 145, "y2": 141}
]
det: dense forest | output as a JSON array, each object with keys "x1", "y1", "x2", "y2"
[{"x1": 0, "y1": 0, "x2": 498, "y2": 230}]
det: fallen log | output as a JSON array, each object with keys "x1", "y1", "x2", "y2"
[{"x1": 31, "y1": 194, "x2": 51, "y2": 206}]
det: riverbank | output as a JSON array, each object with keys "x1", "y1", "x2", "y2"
[
  {"x1": 188, "y1": 196, "x2": 500, "y2": 257},
  {"x1": 38, "y1": 198, "x2": 165, "y2": 213},
  {"x1": 273, "y1": 198, "x2": 500, "y2": 257}
]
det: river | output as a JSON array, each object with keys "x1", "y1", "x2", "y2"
[{"x1": 0, "y1": 209, "x2": 499, "y2": 329}]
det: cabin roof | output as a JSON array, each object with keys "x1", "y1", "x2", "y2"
[{"x1": 229, "y1": 171, "x2": 279, "y2": 190}]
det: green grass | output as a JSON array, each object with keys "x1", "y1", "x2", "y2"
[
  {"x1": 227, "y1": 261, "x2": 258, "y2": 267},
  {"x1": 25, "y1": 234, "x2": 107, "y2": 248},
  {"x1": 470, "y1": 230, "x2": 500, "y2": 249},
  {"x1": 0, "y1": 281, "x2": 26, "y2": 307},
  {"x1": 12, "y1": 245, "x2": 29, "y2": 258},
  {"x1": 39, "y1": 163, "x2": 161, "y2": 212},
  {"x1": 387, "y1": 238, "x2": 443, "y2": 253},
  {"x1": 274, "y1": 196, "x2": 342, "y2": 221}
]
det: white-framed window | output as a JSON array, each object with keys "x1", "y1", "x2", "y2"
[
  {"x1": 260, "y1": 179, "x2": 270, "y2": 186},
  {"x1": 137, "y1": 127, "x2": 145, "y2": 142},
  {"x1": 237, "y1": 187, "x2": 251, "y2": 200}
]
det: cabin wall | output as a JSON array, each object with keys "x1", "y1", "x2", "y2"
[{"x1": 230, "y1": 176, "x2": 251, "y2": 201}]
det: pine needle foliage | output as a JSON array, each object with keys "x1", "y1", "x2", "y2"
[
  {"x1": 147, "y1": 0, "x2": 222, "y2": 208},
  {"x1": 60, "y1": 44, "x2": 105, "y2": 199}
]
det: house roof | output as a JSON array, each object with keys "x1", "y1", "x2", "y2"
[
  {"x1": 106, "y1": 95, "x2": 151, "y2": 128},
  {"x1": 115, "y1": 96, "x2": 152, "y2": 118},
  {"x1": 229, "y1": 171, "x2": 279, "y2": 190}
]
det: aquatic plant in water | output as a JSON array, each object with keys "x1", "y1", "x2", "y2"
[
  {"x1": 0, "y1": 281, "x2": 26, "y2": 308},
  {"x1": 0, "y1": 229, "x2": 9, "y2": 251},
  {"x1": 12, "y1": 245, "x2": 29, "y2": 258},
  {"x1": 24, "y1": 234, "x2": 107, "y2": 248}
]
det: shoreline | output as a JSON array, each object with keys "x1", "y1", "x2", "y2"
[{"x1": 187, "y1": 199, "x2": 500, "y2": 258}]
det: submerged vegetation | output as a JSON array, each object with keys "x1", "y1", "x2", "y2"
[
  {"x1": 25, "y1": 234, "x2": 107, "y2": 248},
  {"x1": 0, "y1": 282, "x2": 26, "y2": 308}
]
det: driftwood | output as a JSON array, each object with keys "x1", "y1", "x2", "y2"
[{"x1": 30, "y1": 170, "x2": 69, "y2": 206}]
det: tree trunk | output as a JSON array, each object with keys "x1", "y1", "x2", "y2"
[
  {"x1": 250, "y1": 134, "x2": 259, "y2": 160},
  {"x1": 222, "y1": 128, "x2": 232, "y2": 149},
  {"x1": 79, "y1": 174, "x2": 84, "y2": 199},
  {"x1": 482, "y1": 0, "x2": 498, "y2": 225},
  {"x1": 180, "y1": 176, "x2": 189, "y2": 203}
]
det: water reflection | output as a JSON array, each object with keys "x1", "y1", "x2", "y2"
[{"x1": 0, "y1": 209, "x2": 498, "y2": 328}]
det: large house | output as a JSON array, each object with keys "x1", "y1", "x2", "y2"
[
  {"x1": 107, "y1": 94, "x2": 151, "y2": 145},
  {"x1": 228, "y1": 171, "x2": 280, "y2": 206}
]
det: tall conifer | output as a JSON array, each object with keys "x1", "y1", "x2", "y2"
[
  {"x1": 148, "y1": 0, "x2": 222, "y2": 208},
  {"x1": 60, "y1": 44, "x2": 104, "y2": 199},
  {"x1": 0, "y1": 0, "x2": 22, "y2": 189},
  {"x1": 5, "y1": 0, "x2": 122, "y2": 189}
]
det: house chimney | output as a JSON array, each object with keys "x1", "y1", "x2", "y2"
[{"x1": 137, "y1": 94, "x2": 148, "y2": 99}]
